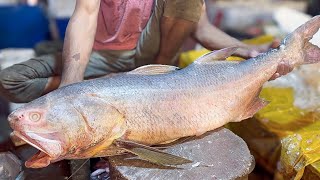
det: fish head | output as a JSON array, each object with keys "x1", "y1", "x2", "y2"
[
  {"x1": 8, "y1": 96, "x2": 83, "y2": 168},
  {"x1": 8, "y1": 92, "x2": 126, "y2": 168}
]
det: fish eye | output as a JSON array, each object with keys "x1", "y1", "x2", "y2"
[{"x1": 29, "y1": 113, "x2": 41, "y2": 122}]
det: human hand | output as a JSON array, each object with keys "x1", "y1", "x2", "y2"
[
  {"x1": 269, "y1": 39, "x2": 294, "y2": 80},
  {"x1": 233, "y1": 39, "x2": 294, "y2": 80},
  {"x1": 269, "y1": 61, "x2": 294, "y2": 80},
  {"x1": 234, "y1": 38, "x2": 281, "y2": 59}
]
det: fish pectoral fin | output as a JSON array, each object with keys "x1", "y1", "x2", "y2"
[
  {"x1": 127, "y1": 65, "x2": 180, "y2": 75},
  {"x1": 114, "y1": 139, "x2": 192, "y2": 166},
  {"x1": 239, "y1": 98, "x2": 270, "y2": 121},
  {"x1": 158, "y1": 138, "x2": 179, "y2": 145},
  {"x1": 195, "y1": 47, "x2": 239, "y2": 63}
]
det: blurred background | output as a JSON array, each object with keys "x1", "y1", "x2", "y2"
[{"x1": 0, "y1": 0, "x2": 319, "y2": 179}]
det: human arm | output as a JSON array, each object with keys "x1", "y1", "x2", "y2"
[
  {"x1": 155, "y1": 0, "x2": 204, "y2": 65},
  {"x1": 193, "y1": 4, "x2": 267, "y2": 58},
  {"x1": 59, "y1": 0, "x2": 101, "y2": 87},
  {"x1": 155, "y1": 17, "x2": 197, "y2": 65},
  {"x1": 193, "y1": 4, "x2": 293, "y2": 79}
]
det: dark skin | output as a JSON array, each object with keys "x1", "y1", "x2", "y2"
[{"x1": 43, "y1": 1, "x2": 292, "y2": 94}]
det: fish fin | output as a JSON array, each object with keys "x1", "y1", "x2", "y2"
[
  {"x1": 240, "y1": 98, "x2": 269, "y2": 120},
  {"x1": 293, "y1": 15, "x2": 320, "y2": 41},
  {"x1": 158, "y1": 138, "x2": 179, "y2": 145},
  {"x1": 114, "y1": 139, "x2": 192, "y2": 165},
  {"x1": 127, "y1": 65, "x2": 179, "y2": 75},
  {"x1": 195, "y1": 47, "x2": 238, "y2": 64},
  {"x1": 282, "y1": 16, "x2": 320, "y2": 65},
  {"x1": 93, "y1": 144, "x2": 127, "y2": 157}
]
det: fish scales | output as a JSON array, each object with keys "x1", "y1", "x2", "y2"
[{"x1": 7, "y1": 16, "x2": 320, "y2": 168}]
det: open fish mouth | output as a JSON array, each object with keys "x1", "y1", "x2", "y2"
[{"x1": 13, "y1": 131, "x2": 63, "y2": 168}]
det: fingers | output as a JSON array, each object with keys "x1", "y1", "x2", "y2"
[
  {"x1": 271, "y1": 39, "x2": 281, "y2": 48},
  {"x1": 234, "y1": 48, "x2": 254, "y2": 59},
  {"x1": 249, "y1": 50, "x2": 260, "y2": 58},
  {"x1": 278, "y1": 62, "x2": 286, "y2": 75},
  {"x1": 269, "y1": 73, "x2": 280, "y2": 81},
  {"x1": 278, "y1": 61, "x2": 293, "y2": 75},
  {"x1": 269, "y1": 61, "x2": 294, "y2": 81}
]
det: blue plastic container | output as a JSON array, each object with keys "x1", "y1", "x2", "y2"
[
  {"x1": 0, "y1": 5, "x2": 50, "y2": 49},
  {"x1": 56, "y1": 18, "x2": 69, "y2": 40}
]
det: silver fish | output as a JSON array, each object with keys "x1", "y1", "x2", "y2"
[{"x1": 8, "y1": 16, "x2": 320, "y2": 168}]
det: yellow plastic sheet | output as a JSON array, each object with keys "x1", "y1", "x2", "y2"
[{"x1": 256, "y1": 87, "x2": 320, "y2": 179}]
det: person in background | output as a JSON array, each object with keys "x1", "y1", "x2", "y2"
[{"x1": 0, "y1": 0, "x2": 291, "y2": 103}]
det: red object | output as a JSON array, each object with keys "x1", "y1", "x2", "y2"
[
  {"x1": 213, "y1": 10, "x2": 223, "y2": 28},
  {"x1": 93, "y1": 0, "x2": 153, "y2": 51}
]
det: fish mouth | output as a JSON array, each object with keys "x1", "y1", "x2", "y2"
[{"x1": 13, "y1": 131, "x2": 63, "y2": 168}]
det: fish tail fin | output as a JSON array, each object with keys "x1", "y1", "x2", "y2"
[
  {"x1": 303, "y1": 41, "x2": 320, "y2": 64},
  {"x1": 114, "y1": 139, "x2": 192, "y2": 166},
  {"x1": 299, "y1": 16, "x2": 320, "y2": 64},
  {"x1": 283, "y1": 16, "x2": 320, "y2": 65}
]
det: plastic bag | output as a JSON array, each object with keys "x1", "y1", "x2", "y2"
[{"x1": 256, "y1": 70, "x2": 320, "y2": 179}]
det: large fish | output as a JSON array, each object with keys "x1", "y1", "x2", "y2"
[{"x1": 8, "y1": 16, "x2": 320, "y2": 168}]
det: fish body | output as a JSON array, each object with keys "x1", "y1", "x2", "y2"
[{"x1": 8, "y1": 16, "x2": 320, "y2": 168}]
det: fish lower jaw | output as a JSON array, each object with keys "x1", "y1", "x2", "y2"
[{"x1": 13, "y1": 131, "x2": 62, "y2": 159}]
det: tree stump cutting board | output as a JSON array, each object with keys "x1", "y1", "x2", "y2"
[{"x1": 109, "y1": 128, "x2": 255, "y2": 180}]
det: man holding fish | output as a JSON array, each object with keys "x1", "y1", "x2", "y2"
[{"x1": 0, "y1": 0, "x2": 291, "y2": 103}]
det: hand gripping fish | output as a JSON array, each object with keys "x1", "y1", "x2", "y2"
[{"x1": 8, "y1": 16, "x2": 320, "y2": 168}]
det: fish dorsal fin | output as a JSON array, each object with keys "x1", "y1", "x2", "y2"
[
  {"x1": 195, "y1": 47, "x2": 238, "y2": 64},
  {"x1": 114, "y1": 139, "x2": 192, "y2": 166},
  {"x1": 128, "y1": 65, "x2": 179, "y2": 75}
]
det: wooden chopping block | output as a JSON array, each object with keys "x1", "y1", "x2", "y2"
[{"x1": 108, "y1": 128, "x2": 255, "y2": 180}]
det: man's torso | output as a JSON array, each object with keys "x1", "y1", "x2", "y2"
[{"x1": 93, "y1": 0, "x2": 154, "y2": 51}]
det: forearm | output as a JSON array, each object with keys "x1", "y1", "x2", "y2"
[
  {"x1": 193, "y1": 5, "x2": 247, "y2": 51},
  {"x1": 60, "y1": 1, "x2": 100, "y2": 86},
  {"x1": 192, "y1": 5, "x2": 265, "y2": 58},
  {"x1": 194, "y1": 24, "x2": 248, "y2": 50}
]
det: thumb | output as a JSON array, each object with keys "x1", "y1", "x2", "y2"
[{"x1": 249, "y1": 50, "x2": 260, "y2": 58}]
